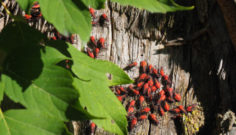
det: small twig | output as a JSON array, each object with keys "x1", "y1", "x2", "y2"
[{"x1": 1, "y1": 0, "x2": 12, "y2": 16}]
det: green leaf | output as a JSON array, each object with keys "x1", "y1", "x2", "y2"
[
  {"x1": 111, "y1": 0, "x2": 194, "y2": 13},
  {"x1": 81, "y1": 0, "x2": 106, "y2": 9},
  {"x1": 68, "y1": 45, "x2": 133, "y2": 135},
  {"x1": 0, "y1": 21, "x2": 45, "y2": 53},
  {"x1": 0, "y1": 81, "x2": 4, "y2": 104},
  {"x1": 16, "y1": 0, "x2": 92, "y2": 41},
  {"x1": 68, "y1": 44, "x2": 133, "y2": 86},
  {"x1": 0, "y1": 22, "x2": 94, "y2": 121},
  {"x1": 0, "y1": 109, "x2": 71, "y2": 135}
]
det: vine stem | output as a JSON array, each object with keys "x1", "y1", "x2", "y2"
[{"x1": 0, "y1": 0, "x2": 12, "y2": 16}]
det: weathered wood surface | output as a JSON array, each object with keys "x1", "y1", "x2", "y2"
[{"x1": 1, "y1": 0, "x2": 236, "y2": 135}]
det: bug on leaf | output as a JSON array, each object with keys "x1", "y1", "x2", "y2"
[
  {"x1": 149, "y1": 114, "x2": 159, "y2": 125},
  {"x1": 124, "y1": 62, "x2": 137, "y2": 70}
]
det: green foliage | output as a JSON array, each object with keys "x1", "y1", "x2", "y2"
[
  {"x1": 0, "y1": 109, "x2": 72, "y2": 135},
  {"x1": 81, "y1": 0, "x2": 106, "y2": 9},
  {"x1": 68, "y1": 45, "x2": 133, "y2": 135},
  {"x1": 0, "y1": 0, "x2": 193, "y2": 134},
  {"x1": 16, "y1": 0, "x2": 193, "y2": 43},
  {"x1": 111, "y1": 0, "x2": 194, "y2": 13},
  {"x1": 0, "y1": 81, "x2": 3, "y2": 104}
]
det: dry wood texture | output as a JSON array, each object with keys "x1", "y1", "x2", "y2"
[{"x1": 1, "y1": 0, "x2": 236, "y2": 135}]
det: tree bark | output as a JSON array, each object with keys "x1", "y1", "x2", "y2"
[{"x1": 1, "y1": 0, "x2": 236, "y2": 135}]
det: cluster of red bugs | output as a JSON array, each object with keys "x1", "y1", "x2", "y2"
[
  {"x1": 24, "y1": 2, "x2": 42, "y2": 21},
  {"x1": 88, "y1": 8, "x2": 109, "y2": 134},
  {"x1": 23, "y1": 2, "x2": 75, "y2": 44},
  {"x1": 86, "y1": 8, "x2": 109, "y2": 59},
  {"x1": 89, "y1": 8, "x2": 109, "y2": 26},
  {"x1": 115, "y1": 61, "x2": 197, "y2": 131}
]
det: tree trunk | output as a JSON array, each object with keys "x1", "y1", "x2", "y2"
[
  {"x1": 74, "y1": 0, "x2": 236, "y2": 135},
  {"x1": 1, "y1": 0, "x2": 236, "y2": 135}
]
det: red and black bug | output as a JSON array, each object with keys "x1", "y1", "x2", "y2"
[
  {"x1": 99, "y1": 13, "x2": 109, "y2": 26},
  {"x1": 173, "y1": 92, "x2": 181, "y2": 102},
  {"x1": 170, "y1": 107, "x2": 181, "y2": 114},
  {"x1": 153, "y1": 68, "x2": 160, "y2": 78},
  {"x1": 24, "y1": 14, "x2": 32, "y2": 20},
  {"x1": 128, "y1": 107, "x2": 134, "y2": 114},
  {"x1": 186, "y1": 104, "x2": 197, "y2": 113},
  {"x1": 157, "y1": 94, "x2": 166, "y2": 104},
  {"x1": 130, "y1": 117, "x2": 137, "y2": 130},
  {"x1": 98, "y1": 37, "x2": 105, "y2": 48},
  {"x1": 129, "y1": 100, "x2": 136, "y2": 107},
  {"x1": 117, "y1": 95, "x2": 126, "y2": 102},
  {"x1": 142, "y1": 83, "x2": 149, "y2": 95},
  {"x1": 140, "y1": 61, "x2": 147, "y2": 73},
  {"x1": 90, "y1": 122, "x2": 96, "y2": 134},
  {"x1": 137, "y1": 73, "x2": 147, "y2": 82},
  {"x1": 138, "y1": 115, "x2": 147, "y2": 121},
  {"x1": 128, "y1": 85, "x2": 139, "y2": 95},
  {"x1": 124, "y1": 62, "x2": 137, "y2": 70},
  {"x1": 148, "y1": 78, "x2": 154, "y2": 87},
  {"x1": 158, "y1": 106, "x2": 165, "y2": 116},
  {"x1": 89, "y1": 8, "x2": 96, "y2": 18},
  {"x1": 139, "y1": 96, "x2": 145, "y2": 106},
  {"x1": 162, "y1": 101, "x2": 170, "y2": 111},
  {"x1": 160, "y1": 67, "x2": 165, "y2": 77},
  {"x1": 90, "y1": 36, "x2": 97, "y2": 46},
  {"x1": 94, "y1": 48, "x2": 100, "y2": 58},
  {"x1": 148, "y1": 64, "x2": 153, "y2": 74},
  {"x1": 154, "y1": 78, "x2": 161, "y2": 89},
  {"x1": 141, "y1": 107, "x2": 151, "y2": 113},
  {"x1": 87, "y1": 48, "x2": 95, "y2": 58},
  {"x1": 149, "y1": 114, "x2": 159, "y2": 125},
  {"x1": 177, "y1": 105, "x2": 187, "y2": 115}
]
